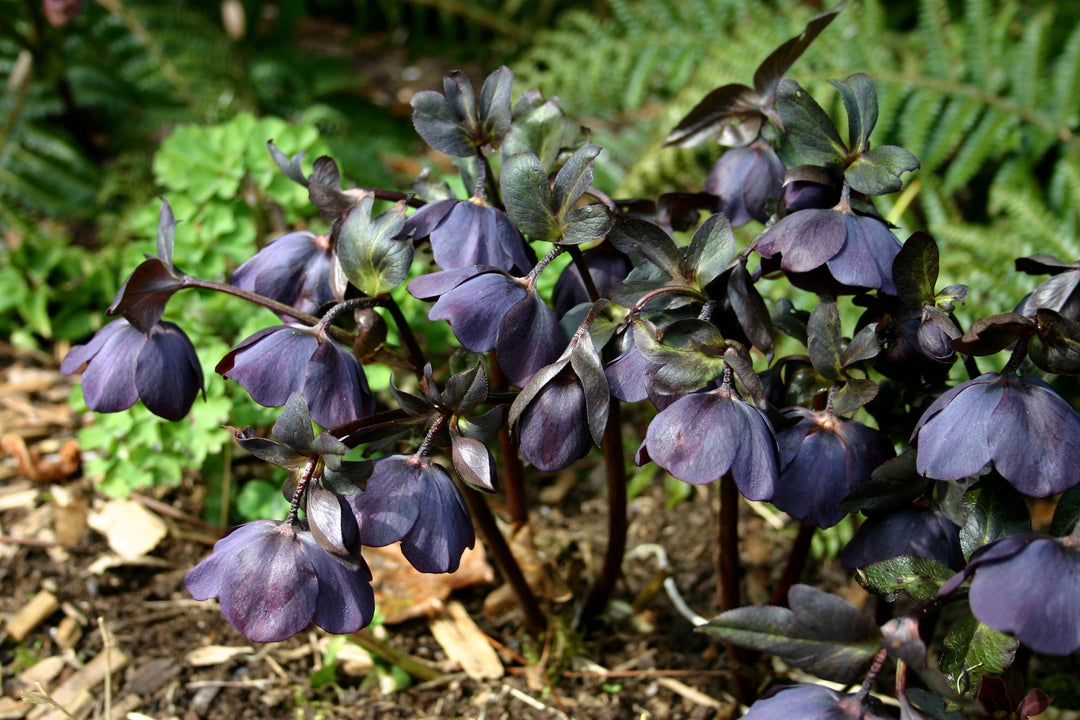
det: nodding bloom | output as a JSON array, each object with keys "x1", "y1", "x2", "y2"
[
  {"x1": 346, "y1": 455, "x2": 474, "y2": 574},
  {"x1": 705, "y1": 142, "x2": 785, "y2": 226},
  {"x1": 185, "y1": 519, "x2": 375, "y2": 643},
  {"x1": 61, "y1": 318, "x2": 203, "y2": 421},
  {"x1": 230, "y1": 231, "x2": 336, "y2": 316},
  {"x1": 216, "y1": 324, "x2": 374, "y2": 430},
  {"x1": 912, "y1": 372, "x2": 1080, "y2": 497},
  {"x1": 402, "y1": 198, "x2": 534, "y2": 274},
  {"x1": 771, "y1": 409, "x2": 895, "y2": 528}
]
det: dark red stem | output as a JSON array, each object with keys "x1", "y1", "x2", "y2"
[{"x1": 581, "y1": 399, "x2": 627, "y2": 621}]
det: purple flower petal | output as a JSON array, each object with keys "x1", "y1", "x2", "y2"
[
  {"x1": 219, "y1": 326, "x2": 318, "y2": 407},
  {"x1": 757, "y1": 209, "x2": 847, "y2": 273},
  {"x1": 348, "y1": 456, "x2": 422, "y2": 547},
  {"x1": 495, "y1": 290, "x2": 567, "y2": 386},
  {"x1": 519, "y1": 374, "x2": 591, "y2": 472},
  {"x1": 915, "y1": 376, "x2": 1002, "y2": 481},
  {"x1": 135, "y1": 321, "x2": 203, "y2": 421},
  {"x1": 298, "y1": 532, "x2": 375, "y2": 635},
  {"x1": 428, "y1": 272, "x2": 526, "y2": 352},
  {"x1": 79, "y1": 321, "x2": 145, "y2": 413},
  {"x1": 400, "y1": 462, "x2": 474, "y2": 573},
  {"x1": 303, "y1": 340, "x2": 374, "y2": 429}
]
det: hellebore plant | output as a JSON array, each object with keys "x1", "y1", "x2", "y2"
[{"x1": 65, "y1": 3, "x2": 1080, "y2": 712}]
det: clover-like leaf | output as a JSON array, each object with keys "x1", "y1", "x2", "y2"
[
  {"x1": 502, "y1": 150, "x2": 558, "y2": 241},
  {"x1": 777, "y1": 78, "x2": 847, "y2": 166},
  {"x1": 337, "y1": 197, "x2": 412, "y2": 296},
  {"x1": 700, "y1": 584, "x2": 881, "y2": 684}
]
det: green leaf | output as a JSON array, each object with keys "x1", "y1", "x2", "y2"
[
  {"x1": 683, "y1": 213, "x2": 736, "y2": 288},
  {"x1": 845, "y1": 145, "x2": 920, "y2": 196},
  {"x1": 831, "y1": 378, "x2": 879, "y2": 415},
  {"x1": 807, "y1": 298, "x2": 843, "y2": 381},
  {"x1": 607, "y1": 216, "x2": 682, "y2": 280},
  {"x1": 411, "y1": 90, "x2": 474, "y2": 157},
  {"x1": 337, "y1": 197, "x2": 413, "y2": 296},
  {"x1": 501, "y1": 93, "x2": 568, "y2": 171},
  {"x1": 561, "y1": 204, "x2": 612, "y2": 245},
  {"x1": 632, "y1": 318, "x2": 726, "y2": 394},
  {"x1": 551, "y1": 144, "x2": 601, "y2": 222},
  {"x1": 236, "y1": 479, "x2": 291, "y2": 523},
  {"x1": 776, "y1": 78, "x2": 847, "y2": 166},
  {"x1": 501, "y1": 151, "x2": 558, "y2": 241},
  {"x1": 700, "y1": 585, "x2": 881, "y2": 684},
  {"x1": 940, "y1": 615, "x2": 1017, "y2": 699},
  {"x1": 959, "y1": 476, "x2": 1031, "y2": 560},
  {"x1": 479, "y1": 66, "x2": 513, "y2": 147},
  {"x1": 893, "y1": 232, "x2": 939, "y2": 306},
  {"x1": 830, "y1": 73, "x2": 878, "y2": 155},
  {"x1": 857, "y1": 555, "x2": 955, "y2": 601}
]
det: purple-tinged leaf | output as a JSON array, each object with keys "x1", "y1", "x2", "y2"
[
  {"x1": 273, "y1": 392, "x2": 315, "y2": 451},
  {"x1": 479, "y1": 66, "x2": 513, "y2": 147},
  {"x1": 829, "y1": 73, "x2": 877, "y2": 155},
  {"x1": 846, "y1": 145, "x2": 920, "y2": 196},
  {"x1": 411, "y1": 90, "x2": 474, "y2": 157},
  {"x1": 701, "y1": 584, "x2": 881, "y2": 684},
  {"x1": 108, "y1": 258, "x2": 184, "y2": 332},
  {"x1": 552, "y1": 144, "x2": 601, "y2": 222},
  {"x1": 268, "y1": 140, "x2": 308, "y2": 187},
  {"x1": 502, "y1": 151, "x2": 557, "y2": 241},
  {"x1": 684, "y1": 213, "x2": 736, "y2": 288},
  {"x1": 951, "y1": 313, "x2": 1036, "y2": 355},
  {"x1": 751, "y1": 2, "x2": 844, "y2": 97},
  {"x1": 337, "y1": 196, "x2": 412, "y2": 296},
  {"x1": 156, "y1": 199, "x2": 176, "y2": 271},
  {"x1": 808, "y1": 298, "x2": 843, "y2": 381},
  {"x1": 777, "y1": 78, "x2": 847, "y2": 166},
  {"x1": 607, "y1": 215, "x2": 683, "y2": 279},
  {"x1": 893, "y1": 232, "x2": 939, "y2": 307},
  {"x1": 561, "y1": 204, "x2": 612, "y2": 246},
  {"x1": 451, "y1": 431, "x2": 497, "y2": 492}
]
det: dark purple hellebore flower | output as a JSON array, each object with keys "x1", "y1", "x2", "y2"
[
  {"x1": 705, "y1": 142, "x2": 785, "y2": 226},
  {"x1": 840, "y1": 506, "x2": 963, "y2": 571},
  {"x1": 61, "y1": 318, "x2": 203, "y2": 421},
  {"x1": 408, "y1": 266, "x2": 567, "y2": 386},
  {"x1": 772, "y1": 409, "x2": 895, "y2": 528},
  {"x1": 518, "y1": 370, "x2": 591, "y2": 472},
  {"x1": 185, "y1": 519, "x2": 374, "y2": 643},
  {"x1": 638, "y1": 387, "x2": 778, "y2": 501},
  {"x1": 742, "y1": 684, "x2": 888, "y2": 720},
  {"x1": 216, "y1": 325, "x2": 374, "y2": 430},
  {"x1": 347, "y1": 455, "x2": 474, "y2": 574},
  {"x1": 939, "y1": 533, "x2": 1080, "y2": 655},
  {"x1": 552, "y1": 244, "x2": 632, "y2": 317},
  {"x1": 403, "y1": 198, "x2": 534, "y2": 274},
  {"x1": 912, "y1": 373, "x2": 1080, "y2": 497},
  {"x1": 756, "y1": 205, "x2": 902, "y2": 295},
  {"x1": 230, "y1": 231, "x2": 336, "y2": 317}
]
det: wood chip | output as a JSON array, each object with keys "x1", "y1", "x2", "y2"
[
  {"x1": 427, "y1": 600, "x2": 503, "y2": 681},
  {"x1": 184, "y1": 645, "x2": 254, "y2": 667},
  {"x1": 26, "y1": 645, "x2": 130, "y2": 720},
  {"x1": 87, "y1": 499, "x2": 167, "y2": 559},
  {"x1": 368, "y1": 542, "x2": 493, "y2": 624},
  {"x1": 5, "y1": 591, "x2": 59, "y2": 643}
]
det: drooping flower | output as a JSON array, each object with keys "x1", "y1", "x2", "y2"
[
  {"x1": 230, "y1": 231, "x2": 336, "y2": 316},
  {"x1": 61, "y1": 318, "x2": 203, "y2": 421},
  {"x1": 705, "y1": 142, "x2": 785, "y2": 226},
  {"x1": 638, "y1": 386, "x2": 778, "y2": 501},
  {"x1": 402, "y1": 198, "x2": 534, "y2": 274},
  {"x1": 408, "y1": 266, "x2": 566, "y2": 386},
  {"x1": 346, "y1": 455, "x2": 474, "y2": 574},
  {"x1": 911, "y1": 373, "x2": 1080, "y2": 497},
  {"x1": 185, "y1": 519, "x2": 375, "y2": 643},
  {"x1": 516, "y1": 369, "x2": 592, "y2": 472},
  {"x1": 939, "y1": 533, "x2": 1080, "y2": 655},
  {"x1": 772, "y1": 409, "x2": 895, "y2": 528},
  {"x1": 756, "y1": 193, "x2": 902, "y2": 295},
  {"x1": 216, "y1": 325, "x2": 374, "y2": 430}
]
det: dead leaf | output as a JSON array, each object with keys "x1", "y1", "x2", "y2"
[
  {"x1": 87, "y1": 498, "x2": 167, "y2": 559},
  {"x1": 484, "y1": 523, "x2": 572, "y2": 618},
  {"x1": 0, "y1": 435, "x2": 79, "y2": 484},
  {"x1": 428, "y1": 600, "x2": 503, "y2": 680},
  {"x1": 368, "y1": 543, "x2": 493, "y2": 624}
]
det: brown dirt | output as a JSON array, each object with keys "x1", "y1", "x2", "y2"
[{"x1": 0, "y1": 341, "x2": 849, "y2": 720}]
